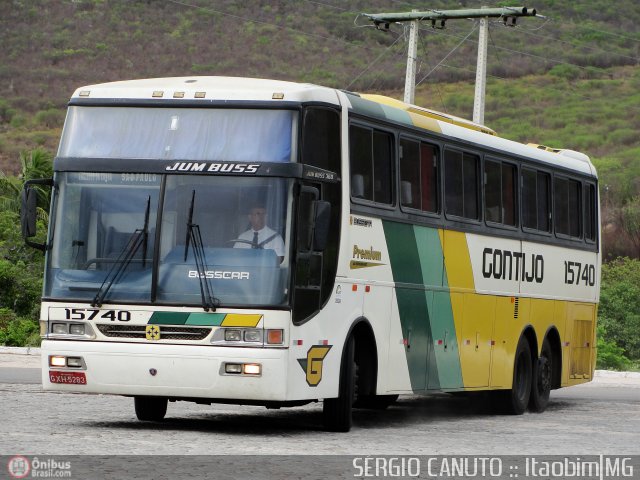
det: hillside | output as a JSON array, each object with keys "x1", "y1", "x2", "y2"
[{"x1": 1, "y1": 0, "x2": 640, "y2": 257}]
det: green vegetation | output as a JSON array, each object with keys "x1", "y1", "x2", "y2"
[
  {"x1": 597, "y1": 257, "x2": 640, "y2": 369},
  {"x1": 0, "y1": 149, "x2": 52, "y2": 346}
]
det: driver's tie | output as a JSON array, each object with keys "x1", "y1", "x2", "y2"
[{"x1": 252, "y1": 231, "x2": 259, "y2": 249}]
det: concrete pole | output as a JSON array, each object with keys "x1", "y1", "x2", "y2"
[
  {"x1": 473, "y1": 7, "x2": 489, "y2": 124},
  {"x1": 404, "y1": 11, "x2": 419, "y2": 105}
]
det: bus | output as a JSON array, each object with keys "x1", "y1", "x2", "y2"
[{"x1": 22, "y1": 77, "x2": 600, "y2": 432}]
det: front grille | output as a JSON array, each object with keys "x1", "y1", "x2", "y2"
[{"x1": 97, "y1": 324, "x2": 211, "y2": 341}]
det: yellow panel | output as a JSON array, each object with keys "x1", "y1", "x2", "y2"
[
  {"x1": 407, "y1": 111, "x2": 441, "y2": 133},
  {"x1": 490, "y1": 296, "x2": 518, "y2": 388},
  {"x1": 221, "y1": 314, "x2": 263, "y2": 327},
  {"x1": 528, "y1": 298, "x2": 557, "y2": 355},
  {"x1": 449, "y1": 291, "x2": 465, "y2": 367},
  {"x1": 556, "y1": 300, "x2": 597, "y2": 386},
  {"x1": 556, "y1": 301, "x2": 571, "y2": 386},
  {"x1": 442, "y1": 230, "x2": 475, "y2": 291},
  {"x1": 459, "y1": 293, "x2": 495, "y2": 388}
]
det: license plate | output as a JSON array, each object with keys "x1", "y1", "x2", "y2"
[{"x1": 49, "y1": 371, "x2": 87, "y2": 385}]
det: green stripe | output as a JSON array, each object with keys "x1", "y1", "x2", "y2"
[
  {"x1": 149, "y1": 312, "x2": 226, "y2": 326},
  {"x1": 383, "y1": 221, "x2": 433, "y2": 390},
  {"x1": 186, "y1": 313, "x2": 226, "y2": 326},
  {"x1": 414, "y1": 226, "x2": 463, "y2": 390},
  {"x1": 378, "y1": 103, "x2": 413, "y2": 127},
  {"x1": 383, "y1": 221, "x2": 464, "y2": 391},
  {"x1": 149, "y1": 312, "x2": 189, "y2": 325}
]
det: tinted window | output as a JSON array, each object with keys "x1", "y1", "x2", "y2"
[
  {"x1": 585, "y1": 184, "x2": 597, "y2": 242},
  {"x1": 445, "y1": 149, "x2": 479, "y2": 220},
  {"x1": 350, "y1": 126, "x2": 372, "y2": 200},
  {"x1": 522, "y1": 169, "x2": 550, "y2": 232},
  {"x1": 350, "y1": 125, "x2": 393, "y2": 205},
  {"x1": 554, "y1": 176, "x2": 581, "y2": 238},
  {"x1": 302, "y1": 108, "x2": 340, "y2": 173},
  {"x1": 400, "y1": 138, "x2": 439, "y2": 213},
  {"x1": 373, "y1": 131, "x2": 393, "y2": 204}
]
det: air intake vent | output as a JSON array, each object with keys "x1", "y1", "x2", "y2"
[
  {"x1": 513, "y1": 297, "x2": 519, "y2": 319},
  {"x1": 97, "y1": 324, "x2": 211, "y2": 341}
]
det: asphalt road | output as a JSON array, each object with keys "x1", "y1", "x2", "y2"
[{"x1": 1, "y1": 363, "x2": 639, "y2": 457}]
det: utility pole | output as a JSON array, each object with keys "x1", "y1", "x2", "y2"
[
  {"x1": 363, "y1": 7, "x2": 539, "y2": 123},
  {"x1": 474, "y1": 7, "x2": 489, "y2": 124},
  {"x1": 404, "y1": 12, "x2": 419, "y2": 104}
]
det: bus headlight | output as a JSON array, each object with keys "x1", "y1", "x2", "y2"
[
  {"x1": 224, "y1": 329, "x2": 242, "y2": 342},
  {"x1": 52, "y1": 323, "x2": 68, "y2": 335},
  {"x1": 212, "y1": 328, "x2": 285, "y2": 347},
  {"x1": 243, "y1": 329, "x2": 262, "y2": 342},
  {"x1": 69, "y1": 324, "x2": 86, "y2": 335},
  {"x1": 48, "y1": 322, "x2": 96, "y2": 339}
]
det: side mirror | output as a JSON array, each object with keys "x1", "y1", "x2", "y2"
[
  {"x1": 21, "y1": 187, "x2": 38, "y2": 238},
  {"x1": 312, "y1": 201, "x2": 331, "y2": 252},
  {"x1": 20, "y1": 178, "x2": 53, "y2": 252}
]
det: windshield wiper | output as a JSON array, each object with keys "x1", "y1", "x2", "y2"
[
  {"x1": 184, "y1": 190, "x2": 218, "y2": 312},
  {"x1": 91, "y1": 196, "x2": 151, "y2": 307}
]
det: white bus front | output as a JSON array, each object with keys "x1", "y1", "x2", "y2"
[{"x1": 34, "y1": 102, "x2": 342, "y2": 421}]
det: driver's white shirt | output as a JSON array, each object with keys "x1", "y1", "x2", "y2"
[{"x1": 234, "y1": 226, "x2": 285, "y2": 257}]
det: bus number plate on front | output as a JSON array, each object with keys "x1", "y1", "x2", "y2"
[{"x1": 49, "y1": 371, "x2": 86, "y2": 385}]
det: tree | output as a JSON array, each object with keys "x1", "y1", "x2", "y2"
[{"x1": 0, "y1": 148, "x2": 53, "y2": 220}]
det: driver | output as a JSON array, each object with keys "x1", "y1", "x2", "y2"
[{"x1": 234, "y1": 205, "x2": 285, "y2": 261}]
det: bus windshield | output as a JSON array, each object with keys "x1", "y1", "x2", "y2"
[
  {"x1": 45, "y1": 173, "x2": 293, "y2": 308},
  {"x1": 58, "y1": 107, "x2": 296, "y2": 162}
]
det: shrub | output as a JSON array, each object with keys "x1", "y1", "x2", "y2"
[
  {"x1": 596, "y1": 324, "x2": 631, "y2": 371},
  {"x1": 0, "y1": 308, "x2": 40, "y2": 347},
  {"x1": 598, "y1": 257, "x2": 640, "y2": 360}
]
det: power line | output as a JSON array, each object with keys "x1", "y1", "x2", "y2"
[
  {"x1": 346, "y1": 33, "x2": 404, "y2": 89},
  {"x1": 418, "y1": 24, "x2": 613, "y2": 75},
  {"x1": 301, "y1": 0, "x2": 349, "y2": 11},
  {"x1": 509, "y1": 21, "x2": 640, "y2": 63},
  {"x1": 415, "y1": 25, "x2": 478, "y2": 87}
]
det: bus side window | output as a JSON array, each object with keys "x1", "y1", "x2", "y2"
[
  {"x1": 445, "y1": 149, "x2": 479, "y2": 220},
  {"x1": 484, "y1": 159, "x2": 516, "y2": 226},
  {"x1": 584, "y1": 184, "x2": 597, "y2": 242},
  {"x1": 400, "y1": 138, "x2": 439, "y2": 213},
  {"x1": 349, "y1": 124, "x2": 393, "y2": 205},
  {"x1": 554, "y1": 176, "x2": 582, "y2": 238},
  {"x1": 350, "y1": 126, "x2": 372, "y2": 200}
]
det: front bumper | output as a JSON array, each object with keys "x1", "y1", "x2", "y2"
[{"x1": 42, "y1": 339, "x2": 289, "y2": 401}]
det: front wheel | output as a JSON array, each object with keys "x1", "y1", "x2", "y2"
[
  {"x1": 323, "y1": 336, "x2": 356, "y2": 432},
  {"x1": 529, "y1": 338, "x2": 552, "y2": 412},
  {"x1": 134, "y1": 396, "x2": 168, "y2": 421}
]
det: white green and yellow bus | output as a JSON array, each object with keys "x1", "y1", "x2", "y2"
[{"x1": 22, "y1": 77, "x2": 600, "y2": 432}]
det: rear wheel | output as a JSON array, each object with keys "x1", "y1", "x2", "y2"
[
  {"x1": 529, "y1": 338, "x2": 552, "y2": 412},
  {"x1": 495, "y1": 336, "x2": 532, "y2": 414},
  {"x1": 134, "y1": 396, "x2": 168, "y2": 421},
  {"x1": 323, "y1": 336, "x2": 356, "y2": 432}
]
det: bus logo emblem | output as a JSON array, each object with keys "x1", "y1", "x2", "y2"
[
  {"x1": 145, "y1": 325, "x2": 161, "y2": 341},
  {"x1": 298, "y1": 345, "x2": 332, "y2": 387}
]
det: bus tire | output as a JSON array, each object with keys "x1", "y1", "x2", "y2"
[
  {"x1": 496, "y1": 335, "x2": 532, "y2": 415},
  {"x1": 134, "y1": 396, "x2": 168, "y2": 421},
  {"x1": 529, "y1": 338, "x2": 552, "y2": 413},
  {"x1": 322, "y1": 335, "x2": 356, "y2": 432}
]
